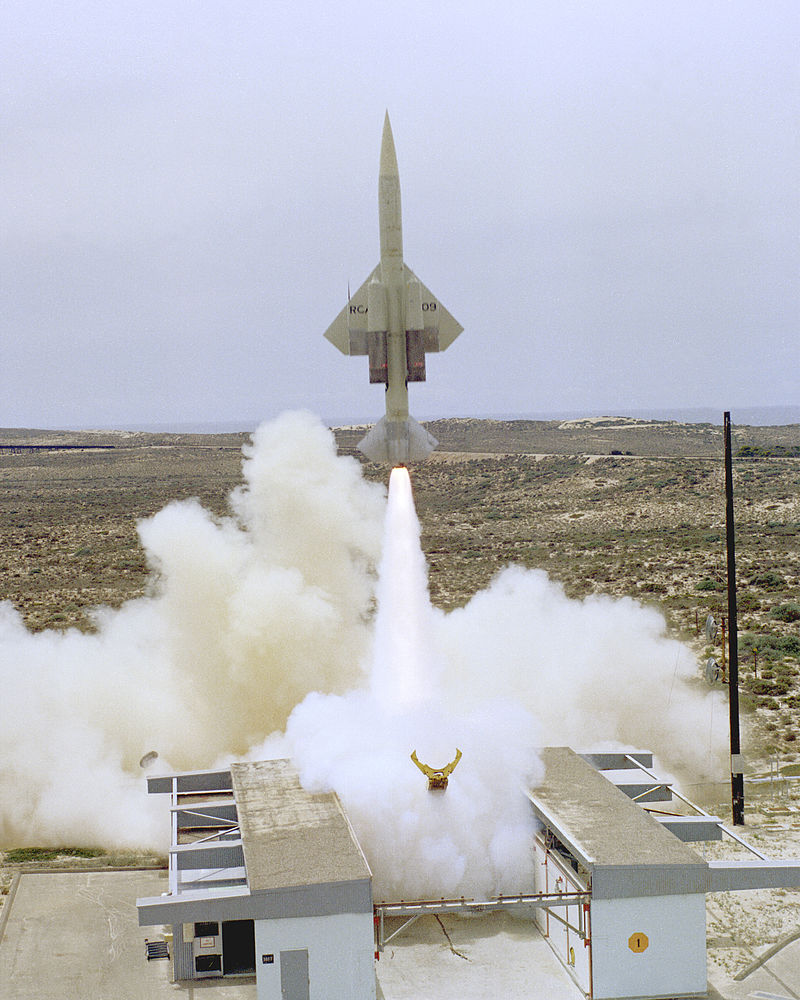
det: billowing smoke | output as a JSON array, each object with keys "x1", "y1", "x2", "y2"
[
  {"x1": 0, "y1": 412, "x2": 726, "y2": 896},
  {"x1": 0, "y1": 412, "x2": 384, "y2": 848},
  {"x1": 436, "y1": 568, "x2": 722, "y2": 782}
]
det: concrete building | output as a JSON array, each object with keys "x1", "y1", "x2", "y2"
[
  {"x1": 530, "y1": 749, "x2": 709, "y2": 999},
  {"x1": 529, "y1": 748, "x2": 800, "y2": 1000},
  {"x1": 137, "y1": 759, "x2": 375, "y2": 1000}
]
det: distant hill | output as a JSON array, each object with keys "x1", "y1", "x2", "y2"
[
  {"x1": 459, "y1": 406, "x2": 800, "y2": 427},
  {"x1": 335, "y1": 417, "x2": 800, "y2": 459},
  {"x1": 2, "y1": 417, "x2": 797, "y2": 461}
]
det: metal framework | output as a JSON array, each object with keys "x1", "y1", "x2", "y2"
[
  {"x1": 165, "y1": 775, "x2": 247, "y2": 895},
  {"x1": 626, "y1": 754, "x2": 769, "y2": 861},
  {"x1": 374, "y1": 888, "x2": 591, "y2": 952}
]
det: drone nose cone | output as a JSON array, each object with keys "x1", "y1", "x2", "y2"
[{"x1": 380, "y1": 111, "x2": 399, "y2": 178}]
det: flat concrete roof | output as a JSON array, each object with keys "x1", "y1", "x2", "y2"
[
  {"x1": 531, "y1": 747, "x2": 703, "y2": 868},
  {"x1": 529, "y1": 747, "x2": 710, "y2": 898},
  {"x1": 231, "y1": 759, "x2": 371, "y2": 892}
]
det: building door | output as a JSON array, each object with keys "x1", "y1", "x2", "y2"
[
  {"x1": 221, "y1": 919, "x2": 255, "y2": 975},
  {"x1": 280, "y1": 948, "x2": 309, "y2": 1000}
]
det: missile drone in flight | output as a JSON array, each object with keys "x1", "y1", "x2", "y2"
[{"x1": 324, "y1": 113, "x2": 463, "y2": 466}]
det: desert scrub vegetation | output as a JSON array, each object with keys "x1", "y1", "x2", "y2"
[
  {"x1": 738, "y1": 444, "x2": 800, "y2": 458},
  {"x1": 1, "y1": 846, "x2": 167, "y2": 869},
  {"x1": 2, "y1": 422, "x2": 799, "y2": 754},
  {"x1": 772, "y1": 603, "x2": 800, "y2": 623}
]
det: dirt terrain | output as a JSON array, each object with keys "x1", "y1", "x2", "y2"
[{"x1": 1, "y1": 418, "x2": 798, "y2": 755}]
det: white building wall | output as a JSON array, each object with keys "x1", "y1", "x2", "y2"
[
  {"x1": 590, "y1": 893, "x2": 706, "y2": 999},
  {"x1": 254, "y1": 911, "x2": 375, "y2": 1000}
]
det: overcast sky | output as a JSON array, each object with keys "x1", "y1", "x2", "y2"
[{"x1": 2, "y1": 2, "x2": 798, "y2": 429}]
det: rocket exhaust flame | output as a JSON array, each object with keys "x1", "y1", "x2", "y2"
[
  {"x1": 286, "y1": 464, "x2": 544, "y2": 899},
  {"x1": 369, "y1": 465, "x2": 432, "y2": 710}
]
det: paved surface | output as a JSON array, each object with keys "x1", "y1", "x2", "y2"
[
  {"x1": 708, "y1": 935, "x2": 800, "y2": 1000},
  {"x1": 375, "y1": 910, "x2": 585, "y2": 1000},
  {"x1": 0, "y1": 870, "x2": 256, "y2": 999}
]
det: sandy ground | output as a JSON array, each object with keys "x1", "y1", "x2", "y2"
[{"x1": 703, "y1": 781, "x2": 800, "y2": 998}]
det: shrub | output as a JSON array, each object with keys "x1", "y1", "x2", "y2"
[
  {"x1": 739, "y1": 693, "x2": 756, "y2": 712},
  {"x1": 697, "y1": 578, "x2": 723, "y2": 592},
  {"x1": 750, "y1": 571, "x2": 786, "y2": 590},
  {"x1": 739, "y1": 632, "x2": 794, "y2": 661},
  {"x1": 777, "y1": 635, "x2": 800, "y2": 657},
  {"x1": 771, "y1": 603, "x2": 800, "y2": 623},
  {"x1": 738, "y1": 592, "x2": 762, "y2": 611}
]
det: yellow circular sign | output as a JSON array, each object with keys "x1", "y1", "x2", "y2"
[{"x1": 628, "y1": 932, "x2": 649, "y2": 953}]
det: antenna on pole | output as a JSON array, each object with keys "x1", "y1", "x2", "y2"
[{"x1": 724, "y1": 411, "x2": 745, "y2": 825}]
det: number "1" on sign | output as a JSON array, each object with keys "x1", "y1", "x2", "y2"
[{"x1": 628, "y1": 931, "x2": 649, "y2": 953}]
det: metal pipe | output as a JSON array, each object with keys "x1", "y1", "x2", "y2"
[
  {"x1": 379, "y1": 914, "x2": 421, "y2": 949},
  {"x1": 375, "y1": 890, "x2": 589, "y2": 919},
  {"x1": 540, "y1": 904, "x2": 586, "y2": 940},
  {"x1": 624, "y1": 755, "x2": 712, "y2": 816}
]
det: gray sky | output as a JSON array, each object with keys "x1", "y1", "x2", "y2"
[{"x1": 2, "y1": 1, "x2": 798, "y2": 429}]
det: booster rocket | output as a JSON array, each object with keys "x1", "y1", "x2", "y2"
[{"x1": 324, "y1": 113, "x2": 463, "y2": 466}]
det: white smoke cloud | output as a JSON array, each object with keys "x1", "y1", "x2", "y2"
[
  {"x1": 436, "y1": 566, "x2": 726, "y2": 779},
  {"x1": 0, "y1": 411, "x2": 726, "y2": 898}
]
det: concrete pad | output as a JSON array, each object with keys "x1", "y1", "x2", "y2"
[
  {"x1": 0, "y1": 870, "x2": 256, "y2": 999},
  {"x1": 375, "y1": 910, "x2": 585, "y2": 1000},
  {"x1": 709, "y1": 936, "x2": 800, "y2": 1000}
]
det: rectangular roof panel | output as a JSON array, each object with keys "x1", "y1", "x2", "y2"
[
  {"x1": 529, "y1": 748, "x2": 709, "y2": 898},
  {"x1": 231, "y1": 759, "x2": 372, "y2": 892}
]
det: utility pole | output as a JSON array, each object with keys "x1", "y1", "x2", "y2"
[{"x1": 724, "y1": 411, "x2": 745, "y2": 825}]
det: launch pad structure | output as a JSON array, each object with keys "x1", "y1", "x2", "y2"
[{"x1": 134, "y1": 749, "x2": 800, "y2": 1000}]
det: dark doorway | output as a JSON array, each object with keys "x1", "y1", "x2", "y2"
[{"x1": 221, "y1": 919, "x2": 255, "y2": 975}]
